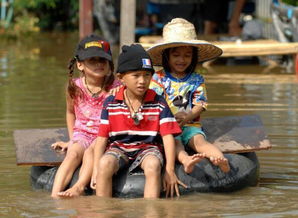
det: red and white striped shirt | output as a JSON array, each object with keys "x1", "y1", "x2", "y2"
[{"x1": 98, "y1": 86, "x2": 181, "y2": 159}]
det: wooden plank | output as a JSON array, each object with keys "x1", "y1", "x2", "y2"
[
  {"x1": 139, "y1": 35, "x2": 225, "y2": 44},
  {"x1": 14, "y1": 128, "x2": 68, "y2": 166},
  {"x1": 295, "y1": 54, "x2": 298, "y2": 79},
  {"x1": 202, "y1": 115, "x2": 271, "y2": 153},
  {"x1": 14, "y1": 115, "x2": 271, "y2": 166},
  {"x1": 140, "y1": 36, "x2": 298, "y2": 57},
  {"x1": 120, "y1": 0, "x2": 136, "y2": 48},
  {"x1": 216, "y1": 41, "x2": 298, "y2": 57},
  {"x1": 79, "y1": 0, "x2": 93, "y2": 39}
]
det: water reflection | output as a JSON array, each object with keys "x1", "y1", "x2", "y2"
[{"x1": 0, "y1": 33, "x2": 298, "y2": 217}]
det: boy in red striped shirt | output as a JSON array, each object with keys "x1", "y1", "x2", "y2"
[{"x1": 92, "y1": 44, "x2": 185, "y2": 198}]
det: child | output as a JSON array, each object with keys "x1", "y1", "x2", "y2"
[
  {"x1": 50, "y1": 34, "x2": 116, "y2": 198},
  {"x1": 92, "y1": 44, "x2": 184, "y2": 198},
  {"x1": 148, "y1": 18, "x2": 230, "y2": 173}
]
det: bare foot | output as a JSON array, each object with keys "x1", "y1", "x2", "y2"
[
  {"x1": 57, "y1": 185, "x2": 85, "y2": 198},
  {"x1": 51, "y1": 193, "x2": 60, "y2": 199},
  {"x1": 209, "y1": 156, "x2": 230, "y2": 173},
  {"x1": 183, "y1": 153, "x2": 206, "y2": 174}
]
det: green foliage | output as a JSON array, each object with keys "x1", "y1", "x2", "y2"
[
  {"x1": 282, "y1": 0, "x2": 298, "y2": 6},
  {"x1": 13, "y1": 0, "x2": 57, "y2": 10},
  {"x1": 1, "y1": 0, "x2": 78, "y2": 38},
  {"x1": 12, "y1": 0, "x2": 79, "y2": 31},
  {"x1": 0, "y1": 13, "x2": 39, "y2": 39},
  {"x1": 13, "y1": 12, "x2": 40, "y2": 36}
]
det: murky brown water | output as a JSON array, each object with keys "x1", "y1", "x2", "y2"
[{"x1": 1, "y1": 33, "x2": 298, "y2": 217}]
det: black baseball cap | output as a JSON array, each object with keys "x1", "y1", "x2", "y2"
[
  {"x1": 75, "y1": 34, "x2": 112, "y2": 61},
  {"x1": 117, "y1": 44, "x2": 155, "y2": 74}
]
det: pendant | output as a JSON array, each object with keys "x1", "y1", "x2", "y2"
[
  {"x1": 132, "y1": 112, "x2": 143, "y2": 125},
  {"x1": 92, "y1": 93, "x2": 99, "y2": 98}
]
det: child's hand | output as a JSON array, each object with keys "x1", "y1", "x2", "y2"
[
  {"x1": 51, "y1": 141, "x2": 69, "y2": 152},
  {"x1": 163, "y1": 169, "x2": 187, "y2": 197},
  {"x1": 175, "y1": 111, "x2": 187, "y2": 120},
  {"x1": 175, "y1": 111, "x2": 188, "y2": 127},
  {"x1": 90, "y1": 168, "x2": 97, "y2": 189}
]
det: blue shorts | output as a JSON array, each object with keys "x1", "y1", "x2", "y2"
[{"x1": 175, "y1": 126, "x2": 206, "y2": 147}]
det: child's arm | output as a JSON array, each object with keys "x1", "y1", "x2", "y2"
[
  {"x1": 51, "y1": 94, "x2": 75, "y2": 152},
  {"x1": 162, "y1": 134, "x2": 187, "y2": 197},
  {"x1": 176, "y1": 81, "x2": 208, "y2": 127},
  {"x1": 66, "y1": 94, "x2": 75, "y2": 138},
  {"x1": 91, "y1": 136, "x2": 108, "y2": 189}
]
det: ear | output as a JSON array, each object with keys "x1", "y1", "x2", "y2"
[
  {"x1": 76, "y1": 61, "x2": 84, "y2": 71},
  {"x1": 116, "y1": 73, "x2": 124, "y2": 82}
]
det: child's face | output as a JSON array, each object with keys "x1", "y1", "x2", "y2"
[
  {"x1": 119, "y1": 70, "x2": 152, "y2": 97},
  {"x1": 168, "y1": 46, "x2": 193, "y2": 75},
  {"x1": 77, "y1": 57, "x2": 111, "y2": 78}
]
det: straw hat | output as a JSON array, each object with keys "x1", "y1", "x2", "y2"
[{"x1": 147, "y1": 18, "x2": 223, "y2": 66}]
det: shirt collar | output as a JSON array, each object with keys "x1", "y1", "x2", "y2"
[
  {"x1": 115, "y1": 86, "x2": 156, "y2": 102},
  {"x1": 164, "y1": 69, "x2": 192, "y2": 82}
]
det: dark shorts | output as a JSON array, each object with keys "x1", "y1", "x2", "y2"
[{"x1": 104, "y1": 146, "x2": 164, "y2": 173}]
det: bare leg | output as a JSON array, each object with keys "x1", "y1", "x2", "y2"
[
  {"x1": 189, "y1": 135, "x2": 230, "y2": 173},
  {"x1": 51, "y1": 143, "x2": 85, "y2": 198},
  {"x1": 175, "y1": 140, "x2": 205, "y2": 174},
  {"x1": 141, "y1": 155, "x2": 161, "y2": 198},
  {"x1": 96, "y1": 154, "x2": 119, "y2": 197},
  {"x1": 58, "y1": 143, "x2": 95, "y2": 198},
  {"x1": 204, "y1": 20, "x2": 218, "y2": 35}
]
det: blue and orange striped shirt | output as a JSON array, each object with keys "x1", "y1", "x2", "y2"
[{"x1": 98, "y1": 87, "x2": 181, "y2": 159}]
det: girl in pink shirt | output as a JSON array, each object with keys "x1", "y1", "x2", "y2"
[{"x1": 51, "y1": 34, "x2": 116, "y2": 198}]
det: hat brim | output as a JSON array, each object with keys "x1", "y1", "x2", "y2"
[
  {"x1": 78, "y1": 47, "x2": 112, "y2": 62},
  {"x1": 147, "y1": 41, "x2": 222, "y2": 66}
]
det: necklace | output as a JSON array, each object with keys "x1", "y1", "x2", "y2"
[
  {"x1": 84, "y1": 77, "x2": 102, "y2": 98},
  {"x1": 125, "y1": 90, "x2": 143, "y2": 125}
]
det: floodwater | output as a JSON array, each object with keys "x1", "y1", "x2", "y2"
[{"x1": 0, "y1": 33, "x2": 298, "y2": 217}]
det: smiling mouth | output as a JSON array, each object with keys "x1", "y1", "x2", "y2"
[{"x1": 176, "y1": 64, "x2": 186, "y2": 68}]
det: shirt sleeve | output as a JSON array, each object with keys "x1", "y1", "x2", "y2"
[
  {"x1": 149, "y1": 72, "x2": 165, "y2": 96},
  {"x1": 192, "y1": 78, "x2": 208, "y2": 110},
  {"x1": 97, "y1": 97, "x2": 112, "y2": 138},
  {"x1": 158, "y1": 95, "x2": 182, "y2": 136}
]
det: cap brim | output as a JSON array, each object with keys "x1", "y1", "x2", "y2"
[
  {"x1": 78, "y1": 47, "x2": 112, "y2": 61},
  {"x1": 147, "y1": 41, "x2": 222, "y2": 66}
]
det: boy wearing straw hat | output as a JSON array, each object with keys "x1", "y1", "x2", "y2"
[{"x1": 148, "y1": 18, "x2": 230, "y2": 173}]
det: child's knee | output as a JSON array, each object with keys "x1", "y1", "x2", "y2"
[
  {"x1": 193, "y1": 134, "x2": 206, "y2": 144},
  {"x1": 64, "y1": 150, "x2": 82, "y2": 162},
  {"x1": 143, "y1": 156, "x2": 161, "y2": 175},
  {"x1": 98, "y1": 155, "x2": 118, "y2": 175}
]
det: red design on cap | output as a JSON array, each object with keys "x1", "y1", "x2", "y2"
[{"x1": 99, "y1": 40, "x2": 110, "y2": 53}]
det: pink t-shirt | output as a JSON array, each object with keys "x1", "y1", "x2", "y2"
[
  {"x1": 73, "y1": 78, "x2": 107, "y2": 135},
  {"x1": 70, "y1": 78, "x2": 120, "y2": 148}
]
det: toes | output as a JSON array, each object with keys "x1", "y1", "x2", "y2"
[{"x1": 209, "y1": 156, "x2": 219, "y2": 165}]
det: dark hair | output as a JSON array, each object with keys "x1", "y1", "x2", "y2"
[
  {"x1": 67, "y1": 57, "x2": 115, "y2": 99},
  {"x1": 162, "y1": 46, "x2": 198, "y2": 74}
]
